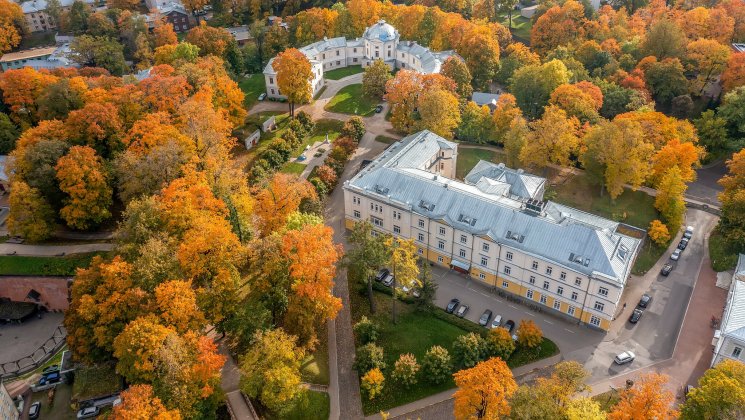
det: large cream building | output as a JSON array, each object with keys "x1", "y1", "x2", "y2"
[
  {"x1": 343, "y1": 131, "x2": 642, "y2": 331},
  {"x1": 263, "y1": 20, "x2": 456, "y2": 100}
]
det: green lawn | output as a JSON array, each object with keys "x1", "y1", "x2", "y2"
[
  {"x1": 282, "y1": 162, "x2": 306, "y2": 174},
  {"x1": 709, "y1": 230, "x2": 739, "y2": 272},
  {"x1": 18, "y1": 32, "x2": 56, "y2": 50},
  {"x1": 0, "y1": 253, "x2": 105, "y2": 276},
  {"x1": 239, "y1": 74, "x2": 267, "y2": 110},
  {"x1": 324, "y1": 84, "x2": 378, "y2": 117},
  {"x1": 301, "y1": 322, "x2": 330, "y2": 385},
  {"x1": 455, "y1": 147, "x2": 505, "y2": 180},
  {"x1": 500, "y1": 14, "x2": 532, "y2": 40},
  {"x1": 240, "y1": 112, "x2": 290, "y2": 168},
  {"x1": 324, "y1": 66, "x2": 364, "y2": 81},
  {"x1": 265, "y1": 391, "x2": 330, "y2": 420},
  {"x1": 593, "y1": 389, "x2": 621, "y2": 413},
  {"x1": 375, "y1": 135, "x2": 398, "y2": 145}
]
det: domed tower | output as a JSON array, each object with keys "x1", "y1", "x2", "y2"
[{"x1": 362, "y1": 20, "x2": 399, "y2": 68}]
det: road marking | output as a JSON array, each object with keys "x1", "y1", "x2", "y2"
[
  {"x1": 526, "y1": 312, "x2": 535, "y2": 316},
  {"x1": 544, "y1": 320, "x2": 554, "y2": 325},
  {"x1": 564, "y1": 328, "x2": 575, "y2": 334},
  {"x1": 478, "y1": 292, "x2": 490, "y2": 298},
  {"x1": 509, "y1": 305, "x2": 518, "y2": 309}
]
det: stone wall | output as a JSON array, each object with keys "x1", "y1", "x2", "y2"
[{"x1": 0, "y1": 276, "x2": 71, "y2": 311}]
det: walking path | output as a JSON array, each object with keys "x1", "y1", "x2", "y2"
[
  {"x1": 0, "y1": 243, "x2": 113, "y2": 256},
  {"x1": 216, "y1": 336, "x2": 257, "y2": 420}
]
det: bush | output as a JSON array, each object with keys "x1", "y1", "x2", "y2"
[
  {"x1": 516, "y1": 319, "x2": 543, "y2": 349},
  {"x1": 335, "y1": 136, "x2": 358, "y2": 156},
  {"x1": 392, "y1": 353, "x2": 419, "y2": 388},
  {"x1": 269, "y1": 138, "x2": 292, "y2": 161},
  {"x1": 262, "y1": 149, "x2": 285, "y2": 168},
  {"x1": 361, "y1": 368, "x2": 384, "y2": 400},
  {"x1": 648, "y1": 219, "x2": 671, "y2": 246},
  {"x1": 421, "y1": 345, "x2": 452, "y2": 385},
  {"x1": 342, "y1": 116, "x2": 366, "y2": 141},
  {"x1": 452, "y1": 332, "x2": 488, "y2": 368},
  {"x1": 309, "y1": 177, "x2": 328, "y2": 197},
  {"x1": 486, "y1": 327, "x2": 516, "y2": 360},
  {"x1": 296, "y1": 111, "x2": 315, "y2": 133},
  {"x1": 353, "y1": 316, "x2": 379, "y2": 344},
  {"x1": 281, "y1": 129, "x2": 301, "y2": 149},
  {"x1": 354, "y1": 343, "x2": 386, "y2": 373},
  {"x1": 316, "y1": 165, "x2": 338, "y2": 189}
]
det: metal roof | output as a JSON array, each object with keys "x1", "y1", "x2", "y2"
[
  {"x1": 21, "y1": 0, "x2": 94, "y2": 13},
  {"x1": 465, "y1": 160, "x2": 546, "y2": 200},
  {"x1": 363, "y1": 20, "x2": 399, "y2": 42},
  {"x1": 472, "y1": 92, "x2": 502, "y2": 107},
  {"x1": 721, "y1": 257, "x2": 745, "y2": 343},
  {"x1": 346, "y1": 131, "x2": 641, "y2": 284}
]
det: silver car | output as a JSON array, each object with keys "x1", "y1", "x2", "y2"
[
  {"x1": 614, "y1": 351, "x2": 636, "y2": 365},
  {"x1": 670, "y1": 249, "x2": 681, "y2": 261}
]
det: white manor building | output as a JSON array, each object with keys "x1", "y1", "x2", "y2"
[
  {"x1": 343, "y1": 131, "x2": 643, "y2": 332},
  {"x1": 712, "y1": 254, "x2": 745, "y2": 366},
  {"x1": 263, "y1": 20, "x2": 457, "y2": 100}
]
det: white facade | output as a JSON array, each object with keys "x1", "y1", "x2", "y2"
[
  {"x1": 343, "y1": 131, "x2": 642, "y2": 331},
  {"x1": 0, "y1": 383, "x2": 18, "y2": 420},
  {"x1": 263, "y1": 20, "x2": 457, "y2": 100},
  {"x1": 20, "y1": 0, "x2": 97, "y2": 32},
  {"x1": 712, "y1": 254, "x2": 745, "y2": 366}
]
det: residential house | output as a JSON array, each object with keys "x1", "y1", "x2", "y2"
[{"x1": 712, "y1": 254, "x2": 745, "y2": 366}]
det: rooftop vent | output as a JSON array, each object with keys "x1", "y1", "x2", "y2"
[
  {"x1": 617, "y1": 244, "x2": 629, "y2": 261},
  {"x1": 373, "y1": 185, "x2": 389, "y2": 195},
  {"x1": 525, "y1": 199, "x2": 545, "y2": 214},
  {"x1": 505, "y1": 230, "x2": 525, "y2": 243},
  {"x1": 569, "y1": 253, "x2": 584, "y2": 265},
  {"x1": 517, "y1": 168, "x2": 524, "y2": 174},
  {"x1": 458, "y1": 214, "x2": 477, "y2": 227},
  {"x1": 497, "y1": 163, "x2": 505, "y2": 169},
  {"x1": 419, "y1": 200, "x2": 435, "y2": 211}
]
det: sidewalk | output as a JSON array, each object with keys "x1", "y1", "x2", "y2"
[{"x1": 0, "y1": 243, "x2": 113, "y2": 256}]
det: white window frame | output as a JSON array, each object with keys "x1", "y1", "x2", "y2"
[
  {"x1": 506, "y1": 251, "x2": 513, "y2": 261},
  {"x1": 571, "y1": 292, "x2": 578, "y2": 301},
  {"x1": 353, "y1": 210, "x2": 360, "y2": 218},
  {"x1": 553, "y1": 301, "x2": 561, "y2": 310},
  {"x1": 502, "y1": 280, "x2": 509, "y2": 288},
  {"x1": 598, "y1": 287, "x2": 609, "y2": 297},
  {"x1": 540, "y1": 295, "x2": 547, "y2": 304},
  {"x1": 594, "y1": 301, "x2": 605, "y2": 312},
  {"x1": 504, "y1": 266, "x2": 511, "y2": 275},
  {"x1": 590, "y1": 315, "x2": 601, "y2": 326},
  {"x1": 526, "y1": 290, "x2": 534, "y2": 299}
]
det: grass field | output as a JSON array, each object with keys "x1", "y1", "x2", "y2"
[
  {"x1": 301, "y1": 322, "x2": 330, "y2": 385},
  {"x1": 265, "y1": 391, "x2": 330, "y2": 420},
  {"x1": 455, "y1": 147, "x2": 505, "y2": 179},
  {"x1": 238, "y1": 74, "x2": 266, "y2": 110},
  {"x1": 500, "y1": 14, "x2": 533, "y2": 40},
  {"x1": 324, "y1": 84, "x2": 378, "y2": 116},
  {"x1": 593, "y1": 389, "x2": 621, "y2": 413},
  {"x1": 0, "y1": 253, "x2": 105, "y2": 276},
  {"x1": 324, "y1": 66, "x2": 364, "y2": 80},
  {"x1": 282, "y1": 162, "x2": 306, "y2": 174},
  {"x1": 374, "y1": 135, "x2": 398, "y2": 145},
  {"x1": 709, "y1": 230, "x2": 739, "y2": 272}
]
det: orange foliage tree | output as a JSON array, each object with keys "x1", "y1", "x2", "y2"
[
  {"x1": 64, "y1": 102, "x2": 124, "y2": 159},
  {"x1": 531, "y1": 1, "x2": 586, "y2": 55},
  {"x1": 0, "y1": 0, "x2": 25, "y2": 53},
  {"x1": 185, "y1": 22, "x2": 234, "y2": 57},
  {"x1": 453, "y1": 357, "x2": 518, "y2": 420},
  {"x1": 722, "y1": 52, "x2": 745, "y2": 94},
  {"x1": 607, "y1": 373, "x2": 678, "y2": 420},
  {"x1": 112, "y1": 384, "x2": 182, "y2": 420},
  {"x1": 649, "y1": 138, "x2": 703, "y2": 186},
  {"x1": 0, "y1": 68, "x2": 58, "y2": 127},
  {"x1": 254, "y1": 173, "x2": 317, "y2": 236},
  {"x1": 273, "y1": 48, "x2": 313, "y2": 117}
]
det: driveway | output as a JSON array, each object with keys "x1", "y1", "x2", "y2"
[{"x1": 688, "y1": 161, "x2": 726, "y2": 207}]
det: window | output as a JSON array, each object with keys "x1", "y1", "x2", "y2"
[
  {"x1": 568, "y1": 306, "x2": 576, "y2": 316},
  {"x1": 336, "y1": 50, "x2": 340, "y2": 56},
  {"x1": 560, "y1": 272, "x2": 566, "y2": 280},
  {"x1": 354, "y1": 48, "x2": 357, "y2": 53},
  {"x1": 440, "y1": 162, "x2": 444, "y2": 170},
  {"x1": 459, "y1": 249, "x2": 466, "y2": 258},
  {"x1": 526, "y1": 290, "x2": 534, "y2": 299},
  {"x1": 532, "y1": 261, "x2": 539, "y2": 270},
  {"x1": 502, "y1": 281, "x2": 509, "y2": 288},
  {"x1": 439, "y1": 227, "x2": 446, "y2": 235},
  {"x1": 540, "y1": 295, "x2": 547, "y2": 304},
  {"x1": 733, "y1": 347, "x2": 743, "y2": 358},
  {"x1": 480, "y1": 256, "x2": 488, "y2": 266},
  {"x1": 504, "y1": 266, "x2": 511, "y2": 275},
  {"x1": 571, "y1": 292, "x2": 578, "y2": 301},
  {"x1": 271, "y1": 88, "x2": 275, "y2": 95},
  {"x1": 418, "y1": 233, "x2": 424, "y2": 242},
  {"x1": 598, "y1": 287, "x2": 609, "y2": 297},
  {"x1": 353, "y1": 196, "x2": 360, "y2": 205},
  {"x1": 506, "y1": 251, "x2": 513, "y2": 261},
  {"x1": 460, "y1": 235, "x2": 467, "y2": 244},
  {"x1": 529, "y1": 276, "x2": 535, "y2": 284},
  {"x1": 353, "y1": 210, "x2": 360, "y2": 218},
  {"x1": 437, "y1": 256, "x2": 443, "y2": 263},
  {"x1": 479, "y1": 273, "x2": 486, "y2": 280},
  {"x1": 353, "y1": 58, "x2": 358, "y2": 63},
  {"x1": 336, "y1": 61, "x2": 341, "y2": 65},
  {"x1": 393, "y1": 210, "x2": 401, "y2": 220},
  {"x1": 438, "y1": 241, "x2": 445, "y2": 250},
  {"x1": 418, "y1": 248, "x2": 423, "y2": 255},
  {"x1": 575, "y1": 277, "x2": 582, "y2": 286},
  {"x1": 387, "y1": 50, "x2": 391, "y2": 57},
  {"x1": 269, "y1": 77, "x2": 274, "y2": 84},
  {"x1": 594, "y1": 301, "x2": 605, "y2": 312},
  {"x1": 553, "y1": 301, "x2": 561, "y2": 310},
  {"x1": 557, "y1": 286, "x2": 564, "y2": 295},
  {"x1": 371, "y1": 216, "x2": 383, "y2": 227},
  {"x1": 590, "y1": 316, "x2": 601, "y2": 326},
  {"x1": 543, "y1": 281, "x2": 549, "y2": 290},
  {"x1": 393, "y1": 225, "x2": 400, "y2": 234},
  {"x1": 546, "y1": 267, "x2": 553, "y2": 275},
  {"x1": 322, "y1": 54, "x2": 326, "y2": 59},
  {"x1": 419, "y1": 219, "x2": 425, "y2": 228},
  {"x1": 482, "y1": 243, "x2": 490, "y2": 252}
]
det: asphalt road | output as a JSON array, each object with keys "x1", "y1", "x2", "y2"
[{"x1": 688, "y1": 161, "x2": 726, "y2": 206}]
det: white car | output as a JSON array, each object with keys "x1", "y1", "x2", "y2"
[
  {"x1": 670, "y1": 249, "x2": 681, "y2": 261},
  {"x1": 258, "y1": 93, "x2": 267, "y2": 101},
  {"x1": 490, "y1": 315, "x2": 503, "y2": 328},
  {"x1": 614, "y1": 351, "x2": 636, "y2": 365},
  {"x1": 684, "y1": 225, "x2": 694, "y2": 239}
]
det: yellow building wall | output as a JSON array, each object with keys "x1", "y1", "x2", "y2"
[
  {"x1": 580, "y1": 311, "x2": 611, "y2": 331},
  {"x1": 427, "y1": 250, "x2": 451, "y2": 267},
  {"x1": 471, "y1": 268, "x2": 497, "y2": 287},
  {"x1": 345, "y1": 217, "x2": 356, "y2": 230}
]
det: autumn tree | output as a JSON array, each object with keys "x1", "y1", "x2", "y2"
[
  {"x1": 608, "y1": 373, "x2": 677, "y2": 420},
  {"x1": 453, "y1": 357, "x2": 517, "y2": 420},
  {"x1": 680, "y1": 359, "x2": 745, "y2": 420},
  {"x1": 531, "y1": 1, "x2": 585, "y2": 56},
  {"x1": 153, "y1": 280, "x2": 206, "y2": 334},
  {"x1": 510, "y1": 60, "x2": 571, "y2": 119},
  {"x1": 648, "y1": 220, "x2": 671, "y2": 246},
  {"x1": 253, "y1": 173, "x2": 317, "y2": 236},
  {"x1": 453, "y1": 333, "x2": 487, "y2": 369},
  {"x1": 273, "y1": 48, "x2": 313, "y2": 117},
  {"x1": 392, "y1": 353, "x2": 419, "y2": 388},
  {"x1": 510, "y1": 361, "x2": 589, "y2": 418},
  {"x1": 496, "y1": 43, "x2": 540, "y2": 85},
  {"x1": 182, "y1": 0, "x2": 209, "y2": 23},
  {"x1": 644, "y1": 58, "x2": 687, "y2": 105},
  {"x1": 6, "y1": 181, "x2": 56, "y2": 242},
  {"x1": 0, "y1": 0, "x2": 25, "y2": 53},
  {"x1": 655, "y1": 166, "x2": 687, "y2": 239},
  {"x1": 520, "y1": 106, "x2": 579, "y2": 171},
  {"x1": 722, "y1": 52, "x2": 745, "y2": 94},
  {"x1": 685, "y1": 39, "x2": 731, "y2": 95},
  {"x1": 347, "y1": 221, "x2": 389, "y2": 312},
  {"x1": 416, "y1": 88, "x2": 461, "y2": 139},
  {"x1": 650, "y1": 139, "x2": 702, "y2": 186},
  {"x1": 385, "y1": 70, "x2": 456, "y2": 133},
  {"x1": 353, "y1": 316, "x2": 379, "y2": 344},
  {"x1": 176, "y1": 215, "x2": 243, "y2": 284},
  {"x1": 441, "y1": 56, "x2": 473, "y2": 100},
  {"x1": 549, "y1": 83, "x2": 602, "y2": 123},
  {"x1": 153, "y1": 21, "x2": 178, "y2": 47},
  {"x1": 55, "y1": 145, "x2": 112, "y2": 230},
  {"x1": 69, "y1": 35, "x2": 128, "y2": 76},
  {"x1": 0, "y1": 67, "x2": 58, "y2": 127},
  {"x1": 185, "y1": 23, "x2": 234, "y2": 57},
  {"x1": 565, "y1": 397, "x2": 605, "y2": 420},
  {"x1": 36, "y1": 77, "x2": 87, "y2": 121},
  {"x1": 580, "y1": 119, "x2": 654, "y2": 199},
  {"x1": 240, "y1": 329, "x2": 305, "y2": 413},
  {"x1": 422, "y1": 345, "x2": 452, "y2": 385},
  {"x1": 385, "y1": 237, "x2": 419, "y2": 324},
  {"x1": 361, "y1": 368, "x2": 385, "y2": 400},
  {"x1": 516, "y1": 319, "x2": 542, "y2": 349},
  {"x1": 363, "y1": 59, "x2": 392, "y2": 99},
  {"x1": 64, "y1": 102, "x2": 124, "y2": 159},
  {"x1": 486, "y1": 327, "x2": 515, "y2": 360},
  {"x1": 112, "y1": 384, "x2": 182, "y2": 420},
  {"x1": 642, "y1": 19, "x2": 686, "y2": 60}
]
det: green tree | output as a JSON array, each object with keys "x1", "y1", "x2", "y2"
[
  {"x1": 486, "y1": 327, "x2": 516, "y2": 360},
  {"x1": 362, "y1": 59, "x2": 392, "y2": 99},
  {"x1": 645, "y1": 58, "x2": 687, "y2": 105},
  {"x1": 694, "y1": 110, "x2": 730, "y2": 152},
  {"x1": 642, "y1": 19, "x2": 686, "y2": 60},
  {"x1": 353, "y1": 316, "x2": 379, "y2": 344},
  {"x1": 0, "y1": 112, "x2": 19, "y2": 154},
  {"x1": 346, "y1": 221, "x2": 388, "y2": 312},
  {"x1": 453, "y1": 332, "x2": 487, "y2": 369},
  {"x1": 354, "y1": 343, "x2": 386, "y2": 373},
  {"x1": 422, "y1": 345, "x2": 452, "y2": 385},
  {"x1": 441, "y1": 56, "x2": 473, "y2": 100},
  {"x1": 67, "y1": 0, "x2": 91, "y2": 34},
  {"x1": 392, "y1": 353, "x2": 420, "y2": 388},
  {"x1": 385, "y1": 237, "x2": 419, "y2": 323},
  {"x1": 7, "y1": 181, "x2": 56, "y2": 242},
  {"x1": 70, "y1": 35, "x2": 128, "y2": 76},
  {"x1": 36, "y1": 78, "x2": 86, "y2": 121},
  {"x1": 719, "y1": 86, "x2": 745, "y2": 139},
  {"x1": 681, "y1": 359, "x2": 745, "y2": 419},
  {"x1": 510, "y1": 60, "x2": 571, "y2": 119},
  {"x1": 456, "y1": 102, "x2": 492, "y2": 143}
]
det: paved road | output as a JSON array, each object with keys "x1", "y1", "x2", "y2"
[
  {"x1": 217, "y1": 339, "x2": 257, "y2": 419},
  {"x1": 689, "y1": 160, "x2": 726, "y2": 207},
  {"x1": 0, "y1": 243, "x2": 113, "y2": 256}
]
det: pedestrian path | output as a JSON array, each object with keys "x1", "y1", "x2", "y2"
[{"x1": 0, "y1": 243, "x2": 113, "y2": 256}]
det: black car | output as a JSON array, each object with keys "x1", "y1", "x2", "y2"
[
  {"x1": 660, "y1": 263, "x2": 673, "y2": 276},
  {"x1": 446, "y1": 298, "x2": 460, "y2": 313},
  {"x1": 374, "y1": 268, "x2": 389, "y2": 282},
  {"x1": 375, "y1": 104, "x2": 384, "y2": 113},
  {"x1": 629, "y1": 308, "x2": 643, "y2": 323},
  {"x1": 678, "y1": 238, "x2": 689, "y2": 250},
  {"x1": 638, "y1": 294, "x2": 652, "y2": 308},
  {"x1": 478, "y1": 310, "x2": 493, "y2": 326},
  {"x1": 29, "y1": 402, "x2": 41, "y2": 420},
  {"x1": 504, "y1": 319, "x2": 516, "y2": 333}
]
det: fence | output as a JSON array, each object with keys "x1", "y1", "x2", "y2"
[{"x1": 0, "y1": 324, "x2": 66, "y2": 380}]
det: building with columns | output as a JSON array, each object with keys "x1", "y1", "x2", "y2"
[
  {"x1": 343, "y1": 130, "x2": 642, "y2": 331},
  {"x1": 263, "y1": 20, "x2": 457, "y2": 100}
]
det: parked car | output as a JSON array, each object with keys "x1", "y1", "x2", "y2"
[
  {"x1": 678, "y1": 238, "x2": 689, "y2": 250},
  {"x1": 446, "y1": 298, "x2": 460, "y2": 313},
  {"x1": 490, "y1": 314, "x2": 503, "y2": 328},
  {"x1": 375, "y1": 104, "x2": 384, "y2": 113},
  {"x1": 629, "y1": 308, "x2": 643, "y2": 323},
  {"x1": 456, "y1": 304, "x2": 469, "y2": 318},
  {"x1": 684, "y1": 226, "x2": 694, "y2": 239},
  {"x1": 685, "y1": 385, "x2": 694, "y2": 400},
  {"x1": 504, "y1": 319, "x2": 516, "y2": 333},
  {"x1": 638, "y1": 294, "x2": 652, "y2": 308},
  {"x1": 42, "y1": 364, "x2": 60, "y2": 374},
  {"x1": 670, "y1": 249, "x2": 681, "y2": 261},
  {"x1": 41, "y1": 372, "x2": 61, "y2": 384},
  {"x1": 258, "y1": 93, "x2": 267, "y2": 101},
  {"x1": 660, "y1": 263, "x2": 673, "y2": 276},
  {"x1": 29, "y1": 402, "x2": 41, "y2": 419},
  {"x1": 382, "y1": 273, "x2": 394, "y2": 287},
  {"x1": 374, "y1": 268, "x2": 389, "y2": 282},
  {"x1": 614, "y1": 351, "x2": 636, "y2": 365},
  {"x1": 77, "y1": 406, "x2": 100, "y2": 419},
  {"x1": 479, "y1": 310, "x2": 493, "y2": 326}
]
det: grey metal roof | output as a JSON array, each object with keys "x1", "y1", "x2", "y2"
[
  {"x1": 363, "y1": 20, "x2": 399, "y2": 42},
  {"x1": 346, "y1": 131, "x2": 641, "y2": 284},
  {"x1": 472, "y1": 92, "x2": 502, "y2": 107},
  {"x1": 21, "y1": 0, "x2": 94, "y2": 13},
  {"x1": 721, "y1": 258, "x2": 745, "y2": 342},
  {"x1": 465, "y1": 160, "x2": 546, "y2": 200}
]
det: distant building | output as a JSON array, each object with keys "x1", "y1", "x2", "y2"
[
  {"x1": 144, "y1": 0, "x2": 193, "y2": 33},
  {"x1": 471, "y1": 92, "x2": 502, "y2": 112},
  {"x1": 732, "y1": 43, "x2": 745, "y2": 53},
  {"x1": 0, "y1": 382, "x2": 19, "y2": 420},
  {"x1": 226, "y1": 26, "x2": 251, "y2": 46},
  {"x1": 20, "y1": 0, "x2": 96, "y2": 32},
  {"x1": 520, "y1": 5, "x2": 538, "y2": 19},
  {"x1": 0, "y1": 44, "x2": 77, "y2": 72},
  {"x1": 712, "y1": 254, "x2": 745, "y2": 366}
]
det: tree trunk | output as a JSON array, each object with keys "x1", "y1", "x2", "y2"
[
  {"x1": 509, "y1": 10, "x2": 513, "y2": 29},
  {"x1": 367, "y1": 276, "x2": 376, "y2": 313},
  {"x1": 289, "y1": 102, "x2": 295, "y2": 118}
]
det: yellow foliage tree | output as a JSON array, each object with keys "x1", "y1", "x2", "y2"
[
  {"x1": 0, "y1": 0, "x2": 25, "y2": 53},
  {"x1": 453, "y1": 357, "x2": 517, "y2": 420},
  {"x1": 361, "y1": 367, "x2": 385, "y2": 400},
  {"x1": 607, "y1": 373, "x2": 677, "y2": 420},
  {"x1": 273, "y1": 48, "x2": 313, "y2": 117},
  {"x1": 648, "y1": 220, "x2": 671, "y2": 246},
  {"x1": 416, "y1": 88, "x2": 461, "y2": 139},
  {"x1": 6, "y1": 180, "x2": 56, "y2": 242},
  {"x1": 520, "y1": 105, "x2": 579, "y2": 171},
  {"x1": 385, "y1": 237, "x2": 419, "y2": 324},
  {"x1": 112, "y1": 384, "x2": 182, "y2": 420},
  {"x1": 654, "y1": 166, "x2": 687, "y2": 232},
  {"x1": 113, "y1": 314, "x2": 176, "y2": 383},
  {"x1": 55, "y1": 145, "x2": 112, "y2": 230},
  {"x1": 516, "y1": 319, "x2": 542, "y2": 349}
]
